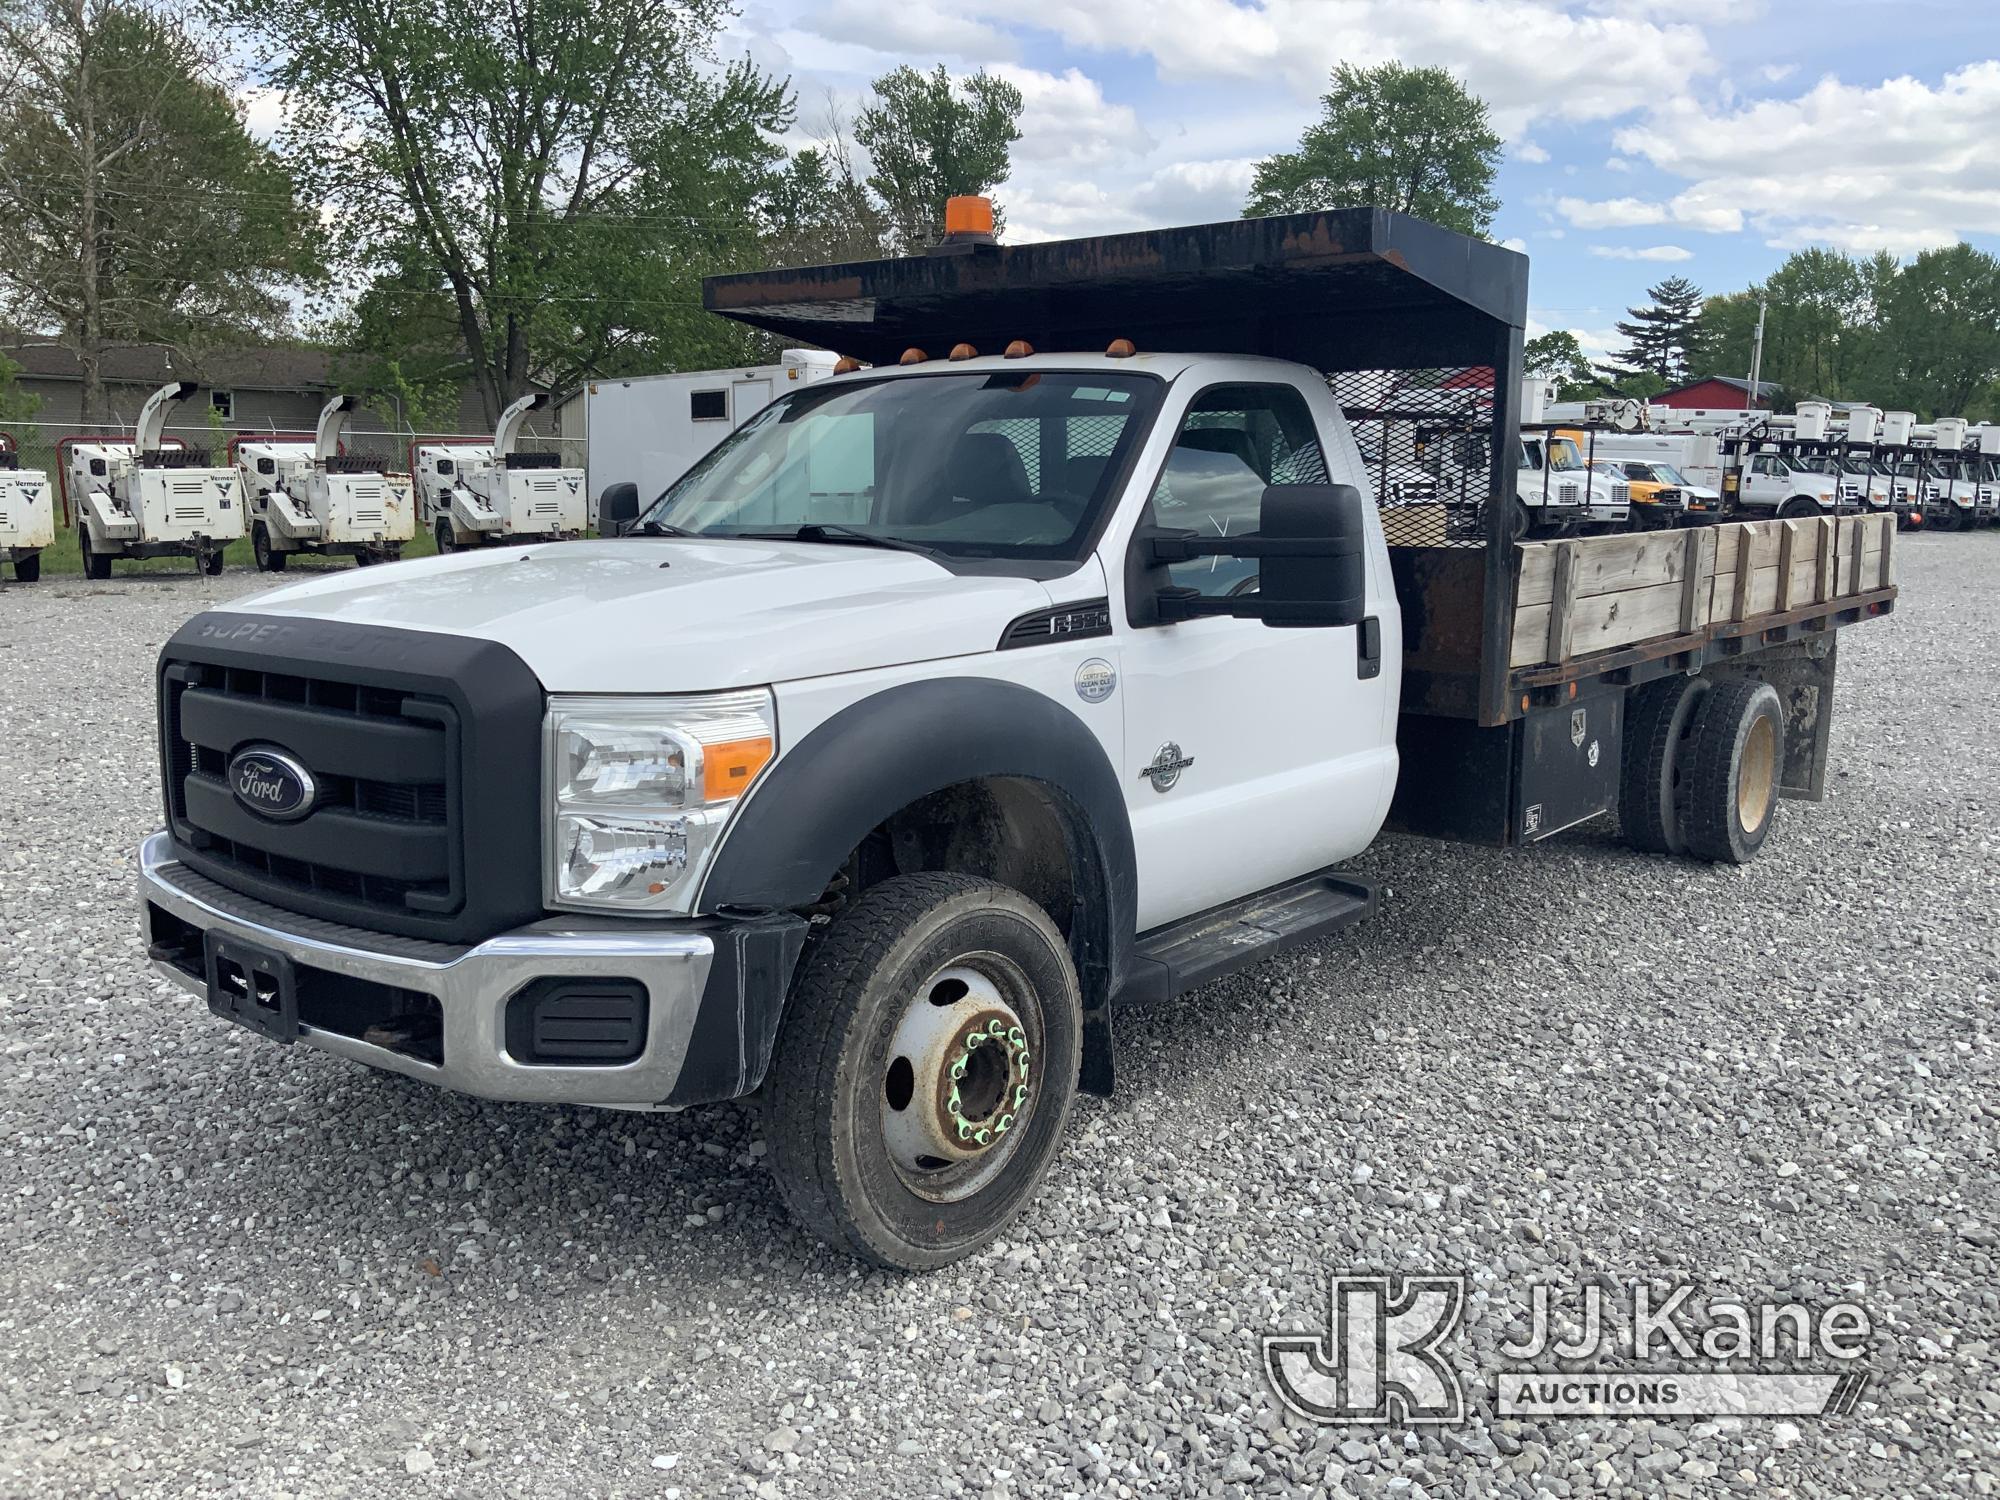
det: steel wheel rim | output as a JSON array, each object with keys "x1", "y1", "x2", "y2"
[
  {"x1": 1739, "y1": 714, "x2": 1776, "y2": 833},
  {"x1": 879, "y1": 954, "x2": 1041, "y2": 1204}
]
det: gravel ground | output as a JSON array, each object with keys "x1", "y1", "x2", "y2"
[{"x1": 0, "y1": 540, "x2": 1994, "y2": 1500}]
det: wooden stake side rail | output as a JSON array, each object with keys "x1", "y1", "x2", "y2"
[{"x1": 1510, "y1": 515, "x2": 1896, "y2": 672}]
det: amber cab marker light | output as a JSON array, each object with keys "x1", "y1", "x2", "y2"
[
  {"x1": 949, "y1": 343, "x2": 978, "y2": 362},
  {"x1": 1106, "y1": 338, "x2": 1137, "y2": 358},
  {"x1": 899, "y1": 348, "x2": 928, "y2": 366},
  {"x1": 1004, "y1": 340, "x2": 1034, "y2": 359},
  {"x1": 833, "y1": 356, "x2": 863, "y2": 374},
  {"x1": 944, "y1": 195, "x2": 996, "y2": 238}
]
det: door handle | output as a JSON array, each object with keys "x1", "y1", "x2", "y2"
[{"x1": 1357, "y1": 615, "x2": 1382, "y2": 680}]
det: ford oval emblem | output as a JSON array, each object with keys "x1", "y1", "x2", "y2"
[{"x1": 228, "y1": 746, "x2": 317, "y2": 821}]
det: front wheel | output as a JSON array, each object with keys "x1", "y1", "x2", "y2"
[
  {"x1": 251, "y1": 523, "x2": 286, "y2": 572},
  {"x1": 80, "y1": 529, "x2": 111, "y2": 580},
  {"x1": 1777, "y1": 497, "x2": 1821, "y2": 520},
  {"x1": 763, "y1": 873, "x2": 1082, "y2": 1270},
  {"x1": 434, "y1": 518, "x2": 456, "y2": 555}
]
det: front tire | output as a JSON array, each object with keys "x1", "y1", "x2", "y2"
[
  {"x1": 80, "y1": 529, "x2": 111, "y2": 580},
  {"x1": 1681, "y1": 678, "x2": 1785, "y2": 864},
  {"x1": 252, "y1": 523, "x2": 286, "y2": 572},
  {"x1": 434, "y1": 518, "x2": 456, "y2": 554},
  {"x1": 764, "y1": 873, "x2": 1082, "y2": 1271}
]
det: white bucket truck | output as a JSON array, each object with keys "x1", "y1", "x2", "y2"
[
  {"x1": 236, "y1": 397, "x2": 415, "y2": 571},
  {"x1": 137, "y1": 206, "x2": 1899, "y2": 1270},
  {"x1": 64, "y1": 382, "x2": 245, "y2": 577},
  {"x1": 414, "y1": 392, "x2": 586, "y2": 552},
  {"x1": 1515, "y1": 376, "x2": 1629, "y2": 537},
  {"x1": 0, "y1": 433, "x2": 54, "y2": 582},
  {"x1": 583, "y1": 350, "x2": 839, "y2": 519}
]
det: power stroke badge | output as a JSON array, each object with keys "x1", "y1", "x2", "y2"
[
  {"x1": 228, "y1": 746, "x2": 318, "y2": 821},
  {"x1": 1140, "y1": 742, "x2": 1194, "y2": 793}
]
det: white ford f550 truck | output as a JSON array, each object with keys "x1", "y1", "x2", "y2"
[{"x1": 140, "y1": 207, "x2": 1897, "y2": 1268}]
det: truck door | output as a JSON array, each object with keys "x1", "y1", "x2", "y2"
[{"x1": 1114, "y1": 379, "x2": 1397, "y2": 931}]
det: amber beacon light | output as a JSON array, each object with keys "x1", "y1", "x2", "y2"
[{"x1": 944, "y1": 196, "x2": 997, "y2": 239}]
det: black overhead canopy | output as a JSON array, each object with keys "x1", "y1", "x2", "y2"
[{"x1": 703, "y1": 208, "x2": 1528, "y2": 373}]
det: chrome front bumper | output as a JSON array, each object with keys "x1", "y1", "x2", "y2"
[{"x1": 138, "y1": 831, "x2": 715, "y2": 1109}]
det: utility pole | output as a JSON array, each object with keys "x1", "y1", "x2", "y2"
[{"x1": 1746, "y1": 299, "x2": 1768, "y2": 410}]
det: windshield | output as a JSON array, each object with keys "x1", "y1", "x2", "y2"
[
  {"x1": 1651, "y1": 464, "x2": 1690, "y2": 485},
  {"x1": 637, "y1": 370, "x2": 1161, "y2": 559},
  {"x1": 1547, "y1": 437, "x2": 1586, "y2": 471}
]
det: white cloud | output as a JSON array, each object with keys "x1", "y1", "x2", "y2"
[
  {"x1": 817, "y1": 0, "x2": 1719, "y2": 135},
  {"x1": 1555, "y1": 195, "x2": 1669, "y2": 229},
  {"x1": 994, "y1": 65, "x2": 1152, "y2": 166},
  {"x1": 1589, "y1": 243, "x2": 1695, "y2": 261},
  {"x1": 235, "y1": 85, "x2": 290, "y2": 142},
  {"x1": 1759, "y1": 63, "x2": 1795, "y2": 84},
  {"x1": 1501, "y1": 236, "x2": 1528, "y2": 252},
  {"x1": 1610, "y1": 62, "x2": 2000, "y2": 253},
  {"x1": 1555, "y1": 190, "x2": 1741, "y2": 233},
  {"x1": 807, "y1": 0, "x2": 1016, "y2": 63},
  {"x1": 1514, "y1": 140, "x2": 1551, "y2": 164},
  {"x1": 1604, "y1": 156, "x2": 1632, "y2": 172}
]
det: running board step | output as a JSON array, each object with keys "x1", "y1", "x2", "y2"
[{"x1": 1124, "y1": 869, "x2": 1378, "y2": 1003}]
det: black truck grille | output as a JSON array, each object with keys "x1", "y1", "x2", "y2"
[
  {"x1": 158, "y1": 612, "x2": 546, "y2": 945},
  {"x1": 164, "y1": 661, "x2": 461, "y2": 918}
]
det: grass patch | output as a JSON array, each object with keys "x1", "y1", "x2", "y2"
[{"x1": 31, "y1": 523, "x2": 442, "y2": 577}]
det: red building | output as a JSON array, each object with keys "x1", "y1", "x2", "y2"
[{"x1": 1654, "y1": 376, "x2": 1780, "y2": 410}]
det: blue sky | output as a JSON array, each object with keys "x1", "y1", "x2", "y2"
[{"x1": 722, "y1": 0, "x2": 2000, "y2": 363}]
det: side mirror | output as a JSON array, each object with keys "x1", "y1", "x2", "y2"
[
  {"x1": 1256, "y1": 483, "x2": 1368, "y2": 628},
  {"x1": 599, "y1": 481, "x2": 640, "y2": 537},
  {"x1": 1144, "y1": 482, "x2": 1369, "y2": 629}
]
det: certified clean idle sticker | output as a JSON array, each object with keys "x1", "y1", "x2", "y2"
[{"x1": 1074, "y1": 658, "x2": 1117, "y2": 704}]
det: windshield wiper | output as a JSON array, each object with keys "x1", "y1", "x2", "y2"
[
  {"x1": 741, "y1": 523, "x2": 942, "y2": 558},
  {"x1": 632, "y1": 518, "x2": 695, "y2": 537}
]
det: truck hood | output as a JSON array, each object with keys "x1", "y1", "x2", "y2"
[{"x1": 220, "y1": 539, "x2": 1058, "y2": 692}]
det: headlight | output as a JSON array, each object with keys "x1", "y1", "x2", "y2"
[{"x1": 544, "y1": 690, "x2": 775, "y2": 913}]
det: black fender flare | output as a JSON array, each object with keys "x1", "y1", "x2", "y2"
[{"x1": 699, "y1": 677, "x2": 1134, "y2": 1095}]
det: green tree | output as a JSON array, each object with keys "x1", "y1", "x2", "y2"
[
  {"x1": 855, "y1": 65, "x2": 1023, "y2": 254},
  {"x1": 0, "y1": 351, "x2": 39, "y2": 421},
  {"x1": 762, "y1": 104, "x2": 891, "y2": 268},
  {"x1": 1521, "y1": 330, "x2": 1599, "y2": 400},
  {"x1": 1244, "y1": 62, "x2": 1502, "y2": 236},
  {"x1": 1600, "y1": 276, "x2": 1704, "y2": 385},
  {"x1": 1874, "y1": 244, "x2": 2000, "y2": 417},
  {"x1": 224, "y1": 0, "x2": 793, "y2": 423},
  {"x1": 0, "y1": 0, "x2": 313, "y2": 421}
]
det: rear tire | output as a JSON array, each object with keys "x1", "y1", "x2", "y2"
[
  {"x1": 1681, "y1": 678, "x2": 1785, "y2": 865},
  {"x1": 251, "y1": 523, "x2": 286, "y2": 572},
  {"x1": 11, "y1": 552, "x2": 39, "y2": 583},
  {"x1": 763, "y1": 873, "x2": 1082, "y2": 1271},
  {"x1": 80, "y1": 529, "x2": 111, "y2": 580},
  {"x1": 201, "y1": 548, "x2": 226, "y2": 576},
  {"x1": 1619, "y1": 676, "x2": 1710, "y2": 854}
]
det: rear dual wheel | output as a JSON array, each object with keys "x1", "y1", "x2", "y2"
[
  {"x1": 1622, "y1": 676, "x2": 1784, "y2": 865},
  {"x1": 764, "y1": 873, "x2": 1082, "y2": 1271}
]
